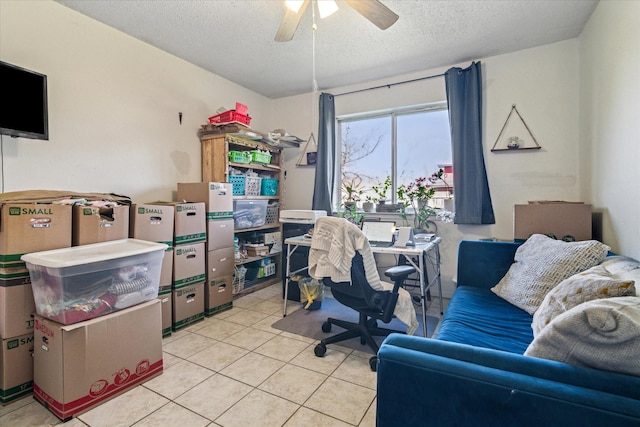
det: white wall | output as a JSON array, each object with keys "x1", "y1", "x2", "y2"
[
  {"x1": 0, "y1": 1, "x2": 271, "y2": 203},
  {"x1": 279, "y1": 39, "x2": 584, "y2": 234},
  {"x1": 579, "y1": 0, "x2": 640, "y2": 259},
  {"x1": 275, "y1": 40, "x2": 584, "y2": 297}
]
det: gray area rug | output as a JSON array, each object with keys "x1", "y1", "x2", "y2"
[{"x1": 272, "y1": 296, "x2": 439, "y2": 354}]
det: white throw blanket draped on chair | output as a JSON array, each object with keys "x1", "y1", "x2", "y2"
[{"x1": 308, "y1": 217, "x2": 419, "y2": 335}]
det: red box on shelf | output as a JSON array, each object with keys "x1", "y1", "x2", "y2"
[
  {"x1": 235, "y1": 102, "x2": 248, "y2": 115},
  {"x1": 208, "y1": 111, "x2": 251, "y2": 126}
]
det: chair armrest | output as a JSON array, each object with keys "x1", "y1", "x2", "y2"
[{"x1": 384, "y1": 265, "x2": 415, "y2": 292}]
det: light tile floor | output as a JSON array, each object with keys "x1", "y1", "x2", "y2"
[{"x1": 1, "y1": 284, "x2": 449, "y2": 427}]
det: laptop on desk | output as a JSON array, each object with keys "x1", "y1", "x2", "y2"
[{"x1": 361, "y1": 221, "x2": 396, "y2": 247}]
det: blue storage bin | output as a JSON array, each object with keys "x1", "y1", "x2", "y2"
[
  {"x1": 228, "y1": 175, "x2": 245, "y2": 196},
  {"x1": 260, "y1": 178, "x2": 279, "y2": 196}
]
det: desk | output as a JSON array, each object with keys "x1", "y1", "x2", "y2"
[{"x1": 282, "y1": 235, "x2": 443, "y2": 338}]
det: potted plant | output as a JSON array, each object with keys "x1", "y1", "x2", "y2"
[
  {"x1": 341, "y1": 176, "x2": 364, "y2": 210},
  {"x1": 397, "y1": 176, "x2": 437, "y2": 231},
  {"x1": 362, "y1": 195, "x2": 376, "y2": 213},
  {"x1": 337, "y1": 203, "x2": 364, "y2": 225},
  {"x1": 371, "y1": 176, "x2": 392, "y2": 211},
  {"x1": 343, "y1": 186, "x2": 363, "y2": 209}
]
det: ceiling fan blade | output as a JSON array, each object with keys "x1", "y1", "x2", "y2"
[
  {"x1": 275, "y1": 0, "x2": 310, "y2": 42},
  {"x1": 345, "y1": 0, "x2": 399, "y2": 30}
]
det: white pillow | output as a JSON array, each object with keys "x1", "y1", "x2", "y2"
[
  {"x1": 525, "y1": 297, "x2": 640, "y2": 376},
  {"x1": 600, "y1": 256, "x2": 640, "y2": 296},
  {"x1": 491, "y1": 234, "x2": 610, "y2": 314},
  {"x1": 531, "y1": 265, "x2": 635, "y2": 336}
]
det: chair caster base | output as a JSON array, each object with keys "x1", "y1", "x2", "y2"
[
  {"x1": 322, "y1": 321, "x2": 332, "y2": 333},
  {"x1": 314, "y1": 343, "x2": 327, "y2": 357},
  {"x1": 369, "y1": 356, "x2": 377, "y2": 371}
]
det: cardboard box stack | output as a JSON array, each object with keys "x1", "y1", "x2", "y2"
[
  {"x1": 166, "y1": 201, "x2": 207, "y2": 331},
  {"x1": 23, "y1": 239, "x2": 166, "y2": 420},
  {"x1": 177, "y1": 183, "x2": 234, "y2": 316},
  {"x1": 0, "y1": 190, "x2": 170, "y2": 416},
  {"x1": 129, "y1": 203, "x2": 179, "y2": 334},
  {"x1": 0, "y1": 196, "x2": 72, "y2": 404}
]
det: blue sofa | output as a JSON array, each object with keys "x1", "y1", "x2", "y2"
[{"x1": 376, "y1": 240, "x2": 640, "y2": 426}]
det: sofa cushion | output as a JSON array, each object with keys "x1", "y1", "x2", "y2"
[
  {"x1": 600, "y1": 256, "x2": 640, "y2": 296},
  {"x1": 532, "y1": 265, "x2": 636, "y2": 336},
  {"x1": 491, "y1": 234, "x2": 610, "y2": 314},
  {"x1": 436, "y1": 286, "x2": 534, "y2": 354},
  {"x1": 525, "y1": 297, "x2": 640, "y2": 376}
]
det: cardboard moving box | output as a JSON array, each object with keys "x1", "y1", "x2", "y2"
[
  {"x1": 0, "y1": 281, "x2": 35, "y2": 339},
  {"x1": 173, "y1": 243, "x2": 206, "y2": 289},
  {"x1": 176, "y1": 182, "x2": 233, "y2": 220},
  {"x1": 206, "y1": 218, "x2": 234, "y2": 251},
  {"x1": 172, "y1": 282, "x2": 205, "y2": 330},
  {"x1": 0, "y1": 203, "x2": 72, "y2": 257},
  {"x1": 0, "y1": 263, "x2": 30, "y2": 283},
  {"x1": 205, "y1": 275, "x2": 233, "y2": 316},
  {"x1": 33, "y1": 299, "x2": 163, "y2": 421},
  {"x1": 72, "y1": 205, "x2": 129, "y2": 246},
  {"x1": 158, "y1": 289, "x2": 172, "y2": 337},
  {"x1": 172, "y1": 202, "x2": 206, "y2": 246},
  {"x1": 1, "y1": 333, "x2": 34, "y2": 404},
  {"x1": 0, "y1": 203, "x2": 72, "y2": 282},
  {"x1": 159, "y1": 249, "x2": 174, "y2": 288},
  {"x1": 150, "y1": 202, "x2": 206, "y2": 246},
  {"x1": 129, "y1": 204, "x2": 175, "y2": 249},
  {"x1": 514, "y1": 202, "x2": 593, "y2": 242},
  {"x1": 206, "y1": 247, "x2": 234, "y2": 278}
]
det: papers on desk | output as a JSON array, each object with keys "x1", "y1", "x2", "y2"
[{"x1": 414, "y1": 233, "x2": 436, "y2": 242}]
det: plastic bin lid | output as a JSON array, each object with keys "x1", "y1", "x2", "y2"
[{"x1": 21, "y1": 239, "x2": 168, "y2": 268}]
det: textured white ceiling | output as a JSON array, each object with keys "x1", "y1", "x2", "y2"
[{"x1": 55, "y1": 0, "x2": 598, "y2": 99}]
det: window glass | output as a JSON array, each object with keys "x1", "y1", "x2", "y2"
[
  {"x1": 340, "y1": 115, "x2": 391, "y2": 206},
  {"x1": 337, "y1": 104, "x2": 452, "y2": 209}
]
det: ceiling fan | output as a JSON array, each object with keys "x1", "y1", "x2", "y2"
[{"x1": 275, "y1": 0, "x2": 399, "y2": 42}]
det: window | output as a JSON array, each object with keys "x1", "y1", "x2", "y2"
[{"x1": 336, "y1": 103, "x2": 453, "y2": 209}]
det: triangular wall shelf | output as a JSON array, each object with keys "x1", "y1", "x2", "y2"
[
  {"x1": 491, "y1": 104, "x2": 542, "y2": 152},
  {"x1": 296, "y1": 133, "x2": 318, "y2": 166}
]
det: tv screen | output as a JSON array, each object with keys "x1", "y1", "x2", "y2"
[{"x1": 0, "y1": 61, "x2": 49, "y2": 140}]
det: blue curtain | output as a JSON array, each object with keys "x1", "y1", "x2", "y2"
[
  {"x1": 445, "y1": 62, "x2": 495, "y2": 224},
  {"x1": 312, "y1": 93, "x2": 336, "y2": 213}
]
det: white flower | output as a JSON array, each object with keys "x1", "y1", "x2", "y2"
[{"x1": 436, "y1": 209, "x2": 455, "y2": 223}]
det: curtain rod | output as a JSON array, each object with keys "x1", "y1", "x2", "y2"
[{"x1": 333, "y1": 72, "x2": 445, "y2": 97}]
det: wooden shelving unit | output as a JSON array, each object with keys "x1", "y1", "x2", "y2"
[{"x1": 199, "y1": 130, "x2": 283, "y2": 297}]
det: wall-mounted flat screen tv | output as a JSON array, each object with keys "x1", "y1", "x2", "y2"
[{"x1": 0, "y1": 61, "x2": 49, "y2": 140}]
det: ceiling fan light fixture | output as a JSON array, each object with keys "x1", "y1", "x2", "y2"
[
  {"x1": 285, "y1": 0, "x2": 305, "y2": 13},
  {"x1": 276, "y1": 0, "x2": 398, "y2": 42},
  {"x1": 317, "y1": 0, "x2": 338, "y2": 19}
]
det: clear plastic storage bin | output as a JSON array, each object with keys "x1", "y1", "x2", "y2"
[
  {"x1": 232, "y1": 200, "x2": 268, "y2": 229},
  {"x1": 22, "y1": 239, "x2": 167, "y2": 325}
]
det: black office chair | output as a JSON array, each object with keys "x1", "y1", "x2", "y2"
[{"x1": 313, "y1": 252, "x2": 416, "y2": 371}]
